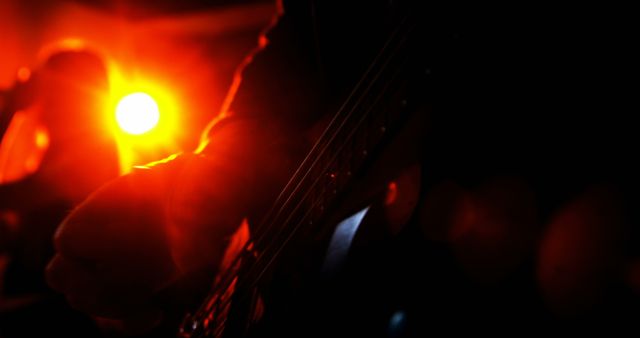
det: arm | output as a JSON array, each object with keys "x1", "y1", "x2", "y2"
[
  {"x1": 46, "y1": 1, "x2": 317, "y2": 330},
  {"x1": 45, "y1": 115, "x2": 304, "y2": 333}
]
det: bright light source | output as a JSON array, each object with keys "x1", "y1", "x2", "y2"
[{"x1": 115, "y1": 92, "x2": 160, "y2": 135}]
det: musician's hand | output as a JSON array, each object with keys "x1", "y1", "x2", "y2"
[
  {"x1": 46, "y1": 169, "x2": 179, "y2": 331},
  {"x1": 45, "y1": 119, "x2": 299, "y2": 332}
]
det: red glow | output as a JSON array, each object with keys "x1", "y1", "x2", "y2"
[
  {"x1": 0, "y1": 111, "x2": 49, "y2": 184},
  {"x1": 220, "y1": 219, "x2": 251, "y2": 272},
  {"x1": 385, "y1": 182, "x2": 398, "y2": 206},
  {"x1": 17, "y1": 67, "x2": 31, "y2": 82},
  {"x1": 383, "y1": 165, "x2": 421, "y2": 235},
  {"x1": 115, "y1": 92, "x2": 160, "y2": 135},
  {"x1": 449, "y1": 178, "x2": 538, "y2": 283},
  {"x1": 35, "y1": 129, "x2": 49, "y2": 148},
  {"x1": 0, "y1": 210, "x2": 20, "y2": 230},
  {"x1": 537, "y1": 187, "x2": 624, "y2": 315},
  {"x1": 0, "y1": 2, "x2": 275, "y2": 169},
  {"x1": 107, "y1": 70, "x2": 182, "y2": 173}
]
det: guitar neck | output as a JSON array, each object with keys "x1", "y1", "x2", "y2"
[{"x1": 180, "y1": 12, "x2": 424, "y2": 338}]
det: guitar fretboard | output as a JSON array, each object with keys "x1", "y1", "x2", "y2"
[{"x1": 179, "y1": 13, "x2": 419, "y2": 338}]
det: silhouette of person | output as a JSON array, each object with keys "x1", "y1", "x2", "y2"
[
  {"x1": 1, "y1": 49, "x2": 119, "y2": 337},
  {"x1": 45, "y1": 0, "x2": 638, "y2": 334}
]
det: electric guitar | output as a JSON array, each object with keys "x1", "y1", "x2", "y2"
[{"x1": 176, "y1": 8, "x2": 433, "y2": 338}]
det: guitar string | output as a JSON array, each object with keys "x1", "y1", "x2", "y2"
[
  {"x1": 195, "y1": 20, "x2": 408, "y2": 316},
  {"x1": 249, "y1": 13, "x2": 412, "y2": 248},
  {"x1": 246, "y1": 61, "x2": 408, "y2": 288},
  {"x1": 193, "y1": 34, "x2": 413, "y2": 337},
  {"x1": 188, "y1": 17, "x2": 414, "y2": 332},
  {"x1": 186, "y1": 30, "x2": 402, "y2": 318},
  {"x1": 245, "y1": 29, "x2": 411, "y2": 280},
  {"x1": 204, "y1": 193, "x2": 327, "y2": 337},
  {"x1": 233, "y1": 13, "x2": 411, "y2": 291},
  {"x1": 198, "y1": 58, "x2": 409, "y2": 337},
  {"x1": 186, "y1": 14, "x2": 414, "y2": 331}
]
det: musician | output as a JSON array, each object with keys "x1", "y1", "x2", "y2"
[
  {"x1": 46, "y1": 0, "x2": 637, "y2": 334},
  {"x1": 0, "y1": 49, "x2": 119, "y2": 336}
]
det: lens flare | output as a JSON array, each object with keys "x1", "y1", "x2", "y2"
[{"x1": 115, "y1": 92, "x2": 160, "y2": 135}]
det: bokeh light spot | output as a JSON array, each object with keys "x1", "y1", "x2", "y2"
[{"x1": 115, "y1": 92, "x2": 160, "y2": 135}]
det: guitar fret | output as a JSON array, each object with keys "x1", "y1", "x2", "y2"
[{"x1": 179, "y1": 12, "x2": 418, "y2": 337}]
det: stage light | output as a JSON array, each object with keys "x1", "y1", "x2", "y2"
[{"x1": 115, "y1": 92, "x2": 160, "y2": 135}]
